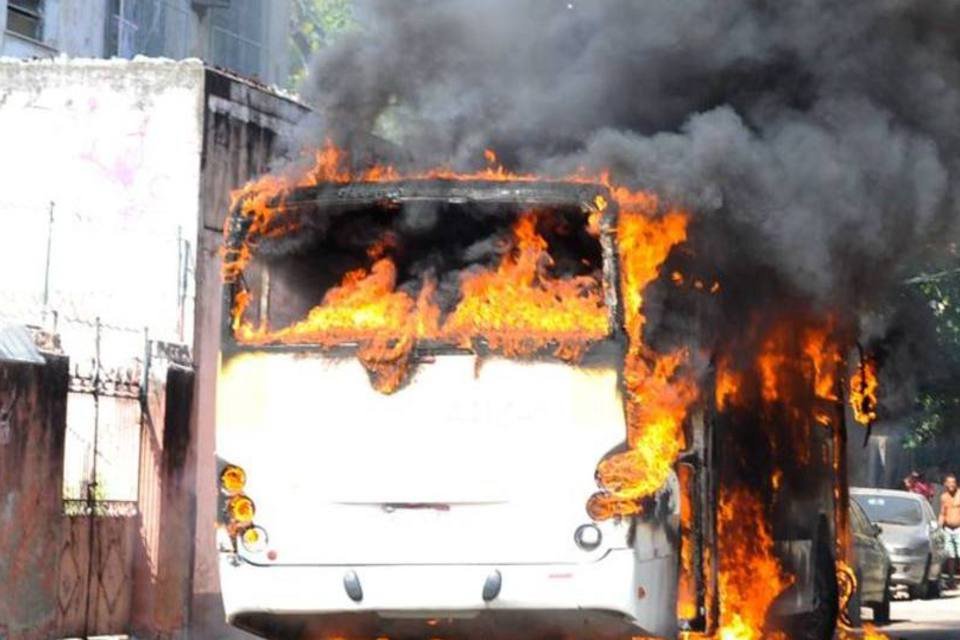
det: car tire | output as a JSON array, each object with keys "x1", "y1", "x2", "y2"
[
  {"x1": 872, "y1": 580, "x2": 891, "y2": 626},
  {"x1": 907, "y1": 556, "x2": 930, "y2": 600},
  {"x1": 911, "y1": 555, "x2": 935, "y2": 600}
]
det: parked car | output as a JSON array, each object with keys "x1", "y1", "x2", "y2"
[
  {"x1": 849, "y1": 497, "x2": 892, "y2": 623},
  {"x1": 851, "y1": 488, "x2": 945, "y2": 599}
]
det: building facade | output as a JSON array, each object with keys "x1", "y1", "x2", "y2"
[
  {"x1": 0, "y1": 57, "x2": 307, "y2": 637},
  {"x1": 0, "y1": 0, "x2": 290, "y2": 87}
]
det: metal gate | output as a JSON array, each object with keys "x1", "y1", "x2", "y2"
[{"x1": 57, "y1": 319, "x2": 144, "y2": 637}]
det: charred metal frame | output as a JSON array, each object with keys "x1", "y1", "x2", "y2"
[
  {"x1": 221, "y1": 179, "x2": 624, "y2": 359},
  {"x1": 676, "y1": 373, "x2": 719, "y2": 634}
]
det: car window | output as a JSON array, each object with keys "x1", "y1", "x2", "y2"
[
  {"x1": 849, "y1": 500, "x2": 871, "y2": 535},
  {"x1": 854, "y1": 494, "x2": 924, "y2": 526},
  {"x1": 920, "y1": 500, "x2": 936, "y2": 522}
]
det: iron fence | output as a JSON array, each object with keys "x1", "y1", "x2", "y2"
[{"x1": 0, "y1": 199, "x2": 193, "y2": 513}]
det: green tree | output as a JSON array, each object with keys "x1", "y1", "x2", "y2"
[
  {"x1": 289, "y1": 0, "x2": 356, "y2": 91},
  {"x1": 902, "y1": 253, "x2": 960, "y2": 466}
]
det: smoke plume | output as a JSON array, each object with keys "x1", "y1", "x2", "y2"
[{"x1": 294, "y1": 0, "x2": 958, "y2": 309}]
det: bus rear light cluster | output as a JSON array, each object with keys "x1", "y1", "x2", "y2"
[{"x1": 220, "y1": 463, "x2": 269, "y2": 555}]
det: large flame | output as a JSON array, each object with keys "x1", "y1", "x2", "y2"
[
  {"x1": 707, "y1": 316, "x2": 856, "y2": 639},
  {"x1": 441, "y1": 211, "x2": 609, "y2": 359},
  {"x1": 589, "y1": 204, "x2": 696, "y2": 518},
  {"x1": 231, "y1": 210, "x2": 609, "y2": 391},
  {"x1": 715, "y1": 488, "x2": 792, "y2": 640},
  {"x1": 227, "y1": 143, "x2": 697, "y2": 518}
]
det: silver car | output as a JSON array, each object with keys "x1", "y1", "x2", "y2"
[
  {"x1": 851, "y1": 488, "x2": 945, "y2": 599},
  {"x1": 849, "y1": 498, "x2": 892, "y2": 623}
]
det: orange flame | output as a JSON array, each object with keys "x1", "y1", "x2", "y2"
[
  {"x1": 442, "y1": 211, "x2": 609, "y2": 359},
  {"x1": 862, "y1": 624, "x2": 890, "y2": 640},
  {"x1": 716, "y1": 488, "x2": 792, "y2": 640},
  {"x1": 588, "y1": 205, "x2": 696, "y2": 519},
  {"x1": 677, "y1": 464, "x2": 698, "y2": 621},
  {"x1": 233, "y1": 210, "x2": 609, "y2": 390},
  {"x1": 719, "y1": 320, "x2": 843, "y2": 412},
  {"x1": 836, "y1": 559, "x2": 858, "y2": 629},
  {"x1": 715, "y1": 362, "x2": 740, "y2": 411},
  {"x1": 850, "y1": 355, "x2": 878, "y2": 425}
]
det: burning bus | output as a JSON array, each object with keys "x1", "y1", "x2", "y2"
[{"x1": 214, "y1": 157, "x2": 854, "y2": 639}]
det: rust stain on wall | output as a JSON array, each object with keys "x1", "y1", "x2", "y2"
[{"x1": 0, "y1": 356, "x2": 68, "y2": 638}]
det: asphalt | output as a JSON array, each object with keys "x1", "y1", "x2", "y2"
[{"x1": 852, "y1": 587, "x2": 960, "y2": 639}]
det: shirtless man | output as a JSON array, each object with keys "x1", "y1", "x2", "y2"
[{"x1": 940, "y1": 474, "x2": 960, "y2": 588}]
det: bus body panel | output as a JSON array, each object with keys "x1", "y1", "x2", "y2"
[
  {"x1": 217, "y1": 350, "x2": 643, "y2": 566},
  {"x1": 220, "y1": 549, "x2": 678, "y2": 639},
  {"x1": 216, "y1": 349, "x2": 680, "y2": 638}
]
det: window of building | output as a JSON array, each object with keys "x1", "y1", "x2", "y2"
[
  {"x1": 108, "y1": 0, "x2": 192, "y2": 60},
  {"x1": 6, "y1": 0, "x2": 44, "y2": 41},
  {"x1": 208, "y1": 0, "x2": 264, "y2": 79},
  {"x1": 106, "y1": 0, "x2": 267, "y2": 81}
]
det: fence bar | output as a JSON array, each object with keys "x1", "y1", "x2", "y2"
[
  {"x1": 42, "y1": 201, "x2": 54, "y2": 319},
  {"x1": 82, "y1": 317, "x2": 102, "y2": 639}
]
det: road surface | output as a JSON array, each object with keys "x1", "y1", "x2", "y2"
[{"x1": 857, "y1": 587, "x2": 960, "y2": 639}]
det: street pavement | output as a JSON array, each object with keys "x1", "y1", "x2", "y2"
[{"x1": 856, "y1": 588, "x2": 960, "y2": 639}]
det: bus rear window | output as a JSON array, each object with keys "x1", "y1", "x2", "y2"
[{"x1": 230, "y1": 200, "x2": 611, "y2": 360}]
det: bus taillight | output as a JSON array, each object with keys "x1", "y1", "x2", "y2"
[
  {"x1": 227, "y1": 495, "x2": 256, "y2": 524},
  {"x1": 240, "y1": 525, "x2": 268, "y2": 553},
  {"x1": 220, "y1": 464, "x2": 247, "y2": 495}
]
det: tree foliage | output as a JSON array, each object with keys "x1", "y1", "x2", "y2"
[
  {"x1": 289, "y1": 0, "x2": 355, "y2": 90},
  {"x1": 904, "y1": 253, "x2": 960, "y2": 454}
]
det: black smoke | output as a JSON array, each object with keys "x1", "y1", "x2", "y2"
[{"x1": 292, "y1": 0, "x2": 959, "y2": 312}]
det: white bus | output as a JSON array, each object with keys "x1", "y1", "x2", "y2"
[
  {"x1": 214, "y1": 178, "x2": 851, "y2": 639},
  {"x1": 215, "y1": 180, "x2": 689, "y2": 639}
]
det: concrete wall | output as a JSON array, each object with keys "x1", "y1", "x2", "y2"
[
  {"x1": 188, "y1": 68, "x2": 308, "y2": 638},
  {"x1": 0, "y1": 57, "x2": 204, "y2": 366},
  {"x1": 0, "y1": 350, "x2": 197, "y2": 638},
  {"x1": 0, "y1": 355, "x2": 68, "y2": 638},
  {"x1": 132, "y1": 364, "x2": 196, "y2": 639}
]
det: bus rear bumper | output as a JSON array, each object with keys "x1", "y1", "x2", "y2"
[{"x1": 219, "y1": 550, "x2": 676, "y2": 639}]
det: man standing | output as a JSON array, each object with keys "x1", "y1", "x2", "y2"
[{"x1": 939, "y1": 474, "x2": 960, "y2": 589}]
